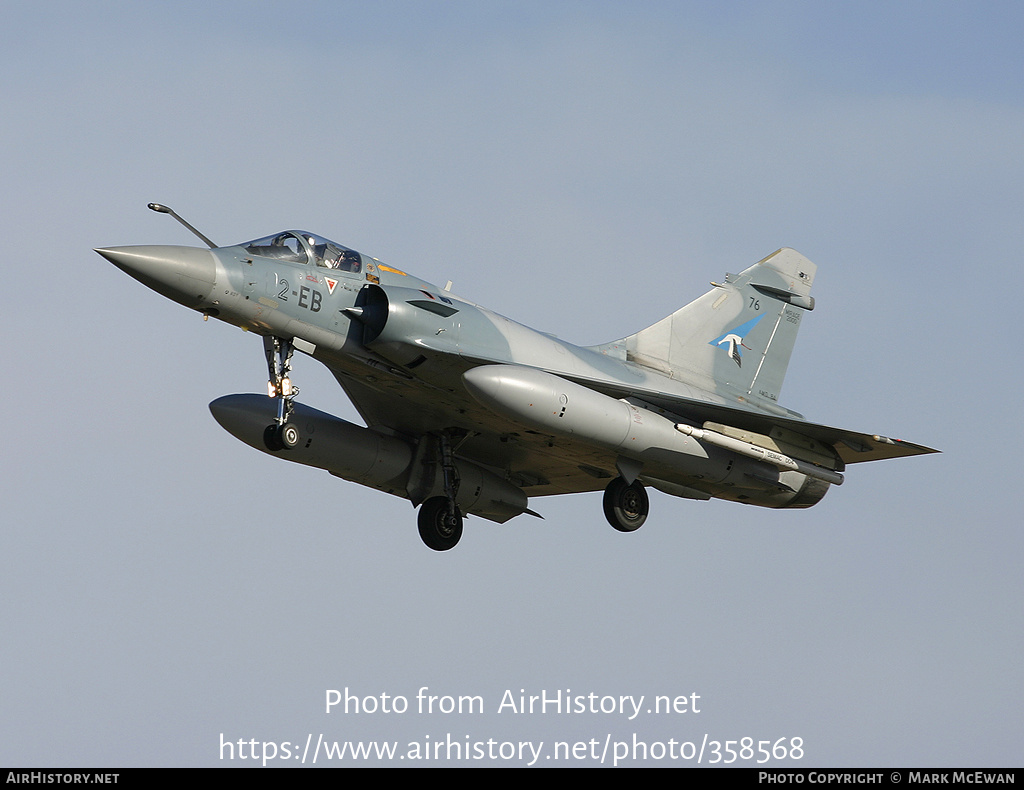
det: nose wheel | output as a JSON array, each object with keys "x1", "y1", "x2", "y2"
[
  {"x1": 262, "y1": 336, "x2": 301, "y2": 451},
  {"x1": 263, "y1": 421, "x2": 301, "y2": 451}
]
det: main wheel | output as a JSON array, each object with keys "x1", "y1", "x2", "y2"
[
  {"x1": 417, "y1": 497, "x2": 464, "y2": 551},
  {"x1": 603, "y1": 477, "x2": 649, "y2": 532}
]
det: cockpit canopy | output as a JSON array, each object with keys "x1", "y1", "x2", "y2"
[{"x1": 241, "y1": 231, "x2": 363, "y2": 273}]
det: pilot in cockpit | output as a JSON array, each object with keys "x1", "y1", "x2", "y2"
[
  {"x1": 302, "y1": 235, "x2": 362, "y2": 273},
  {"x1": 336, "y1": 250, "x2": 361, "y2": 273}
]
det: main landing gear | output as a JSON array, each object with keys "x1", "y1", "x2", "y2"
[
  {"x1": 262, "y1": 336, "x2": 301, "y2": 452},
  {"x1": 418, "y1": 497, "x2": 463, "y2": 552},
  {"x1": 416, "y1": 432, "x2": 464, "y2": 551},
  {"x1": 603, "y1": 476, "x2": 649, "y2": 532}
]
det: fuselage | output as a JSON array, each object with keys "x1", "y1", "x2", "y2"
[{"x1": 97, "y1": 220, "x2": 936, "y2": 550}]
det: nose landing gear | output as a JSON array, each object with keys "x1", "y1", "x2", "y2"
[{"x1": 262, "y1": 336, "x2": 301, "y2": 451}]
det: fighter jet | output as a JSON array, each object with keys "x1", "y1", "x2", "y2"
[{"x1": 96, "y1": 204, "x2": 937, "y2": 551}]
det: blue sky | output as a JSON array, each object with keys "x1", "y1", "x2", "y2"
[{"x1": 2, "y1": 1, "x2": 1021, "y2": 766}]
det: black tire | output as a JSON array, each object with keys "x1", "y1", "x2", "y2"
[
  {"x1": 263, "y1": 424, "x2": 284, "y2": 452},
  {"x1": 603, "y1": 477, "x2": 649, "y2": 532},
  {"x1": 279, "y1": 422, "x2": 300, "y2": 449},
  {"x1": 417, "y1": 497, "x2": 463, "y2": 551}
]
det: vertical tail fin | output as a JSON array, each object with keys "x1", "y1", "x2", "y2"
[{"x1": 620, "y1": 248, "x2": 817, "y2": 405}]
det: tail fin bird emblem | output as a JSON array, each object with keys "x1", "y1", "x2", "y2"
[{"x1": 709, "y1": 314, "x2": 764, "y2": 367}]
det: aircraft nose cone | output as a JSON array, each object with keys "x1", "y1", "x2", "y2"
[{"x1": 95, "y1": 245, "x2": 217, "y2": 309}]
